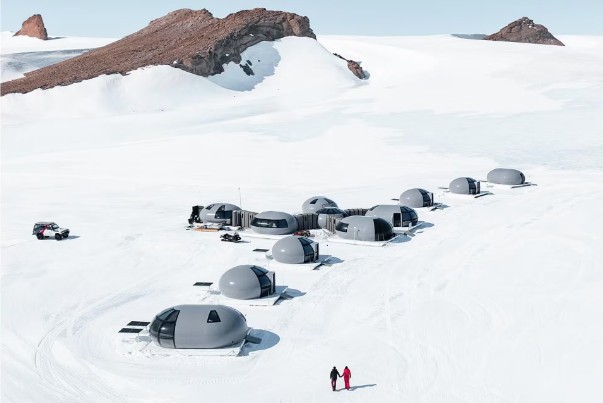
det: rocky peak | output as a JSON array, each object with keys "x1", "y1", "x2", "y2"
[
  {"x1": 484, "y1": 17, "x2": 564, "y2": 46},
  {"x1": 14, "y1": 14, "x2": 48, "y2": 40},
  {"x1": 147, "y1": 9, "x2": 214, "y2": 30},
  {"x1": 2, "y1": 8, "x2": 316, "y2": 95}
]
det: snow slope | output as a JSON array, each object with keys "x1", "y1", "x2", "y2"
[{"x1": 2, "y1": 33, "x2": 603, "y2": 403}]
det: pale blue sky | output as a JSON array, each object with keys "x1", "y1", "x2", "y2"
[{"x1": 2, "y1": 0, "x2": 602, "y2": 37}]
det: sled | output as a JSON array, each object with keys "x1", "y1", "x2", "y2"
[{"x1": 193, "y1": 226, "x2": 221, "y2": 232}]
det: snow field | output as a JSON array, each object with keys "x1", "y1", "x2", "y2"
[{"x1": 2, "y1": 33, "x2": 603, "y2": 402}]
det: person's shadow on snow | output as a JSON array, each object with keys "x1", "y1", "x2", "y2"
[{"x1": 348, "y1": 384, "x2": 377, "y2": 391}]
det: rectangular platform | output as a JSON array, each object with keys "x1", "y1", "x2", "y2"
[
  {"x1": 119, "y1": 327, "x2": 143, "y2": 334},
  {"x1": 239, "y1": 232, "x2": 289, "y2": 241},
  {"x1": 482, "y1": 181, "x2": 536, "y2": 189},
  {"x1": 393, "y1": 221, "x2": 425, "y2": 235},
  {"x1": 193, "y1": 282, "x2": 214, "y2": 287},
  {"x1": 127, "y1": 321, "x2": 150, "y2": 327},
  {"x1": 140, "y1": 339, "x2": 246, "y2": 357},
  {"x1": 323, "y1": 235, "x2": 402, "y2": 247},
  {"x1": 192, "y1": 227, "x2": 221, "y2": 232},
  {"x1": 201, "y1": 286, "x2": 289, "y2": 306},
  {"x1": 266, "y1": 256, "x2": 332, "y2": 270}
]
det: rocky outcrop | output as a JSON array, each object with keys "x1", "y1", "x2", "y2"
[
  {"x1": 484, "y1": 17, "x2": 564, "y2": 46},
  {"x1": 2, "y1": 8, "x2": 315, "y2": 95},
  {"x1": 14, "y1": 14, "x2": 48, "y2": 40},
  {"x1": 333, "y1": 53, "x2": 366, "y2": 79}
]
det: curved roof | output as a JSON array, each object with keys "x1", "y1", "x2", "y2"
[
  {"x1": 449, "y1": 177, "x2": 478, "y2": 194},
  {"x1": 251, "y1": 211, "x2": 298, "y2": 235},
  {"x1": 365, "y1": 205, "x2": 418, "y2": 227},
  {"x1": 316, "y1": 207, "x2": 348, "y2": 229},
  {"x1": 219, "y1": 265, "x2": 270, "y2": 299},
  {"x1": 367, "y1": 205, "x2": 414, "y2": 214},
  {"x1": 272, "y1": 236, "x2": 317, "y2": 264},
  {"x1": 150, "y1": 304, "x2": 248, "y2": 349},
  {"x1": 487, "y1": 168, "x2": 525, "y2": 185},
  {"x1": 199, "y1": 203, "x2": 241, "y2": 223},
  {"x1": 254, "y1": 211, "x2": 294, "y2": 220},
  {"x1": 302, "y1": 196, "x2": 338, "y2": 214},
  {"x1": 399, "y1": 188, "x2": 433, "y2": 208},
  {"x1": 335, "y1": 216, "x2": 394, "y2": 242}
]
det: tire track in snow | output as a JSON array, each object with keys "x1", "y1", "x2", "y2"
[
  {"x1": 34, "y1": 295, "x2": 134, "y2": 402},
  {"x1": 32, "y1": 234, "x2": 200, "y2": 401}
]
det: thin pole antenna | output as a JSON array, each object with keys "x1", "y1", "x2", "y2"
[{"x1": 238, "y1": 187, "x2": 242, "y2": 208}]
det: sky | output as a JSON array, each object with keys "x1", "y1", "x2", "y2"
[{"x1": 1, "y1": 0, "x2": 602, "y2": 38}]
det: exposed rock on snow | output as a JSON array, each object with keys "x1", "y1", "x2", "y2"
[
  {"x1": 14, "y1": 14, "x2": 48, "y2": 40},
  {"x1": 1, "y1": 8, "x2": 315, "y2": 95},
  {"x1": 333, "y1": 53, "x2": 367, "y2": 79},
  {"x1": 484, "y1": 17, "x2": 564, "y2": 46}
]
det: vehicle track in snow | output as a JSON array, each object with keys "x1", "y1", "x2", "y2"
[{"x1": 31, "y1": 232, "x2": 201, "y2": 401}]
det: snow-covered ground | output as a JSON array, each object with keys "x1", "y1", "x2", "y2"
[
  {"x1": 2, "y1": 32, "x2": 603, "y2": 402},
  {"x1": 0, "y1": 32, "x2": 116, "y2": 82}
]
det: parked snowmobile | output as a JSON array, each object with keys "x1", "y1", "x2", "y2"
[{"x1": 220, "y1": 232, "x2": 242, "y2": 243}]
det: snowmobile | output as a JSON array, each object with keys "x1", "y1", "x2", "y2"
[
  {"x1": 220, "y1": 232, "x2": 242, "y2": 243},
  {"x1": 294, "y1": 230, "x2": 312, "y2": 237}
]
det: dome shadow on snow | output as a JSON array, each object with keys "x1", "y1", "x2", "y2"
[{"x1": 239, "y1": 330, "x2": 280, "y2": 356}]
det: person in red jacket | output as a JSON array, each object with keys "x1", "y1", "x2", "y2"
[{"x1": 342, "y1": 366, "x2": 352, "y2": 390}]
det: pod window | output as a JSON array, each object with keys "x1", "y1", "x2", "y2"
[{"x1": 207, "y1": 310, "x2": 221, "y2": 323}]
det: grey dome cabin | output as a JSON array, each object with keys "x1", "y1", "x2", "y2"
[
  {"x1": 250, "y1": 211, "x2": 298, "y2": 235},
  {"x1": 149, "y1": 304, "x2": 248, "y2": 349},
  {"x1": 365, "y1": 205, "x2": 419, "y2": 227},
  {"x1": 335, "y1": 216, "x2": 394, "y2": 242},
  {"x1": 449, "y1": 177, "x2": 480, "y2": 195},
  {"x1": 399, "y1": 188, "x2": 434, "y2": 208},
  {"x1": 302, "y1": 196, "x2": 338, "y2": 214},
  {"x1": 272, "y1": 236, "x2": 319, "y2": 264},
  {"x1": 316, "y1": 207, "x2": 348, "y2": 229},
  {"x1": 199, "y1": 203, "x2": 241, "y2": 224},
  {"x1": 219, "y1": 265, "x2": 276, "y2": 300},
  {"x1": 487, "y1": 168, "x2": 525, "y2": 185}
]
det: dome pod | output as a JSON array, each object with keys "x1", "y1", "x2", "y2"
[
  {"x1": 487, "y1": 168, "x2": 525, "y2": 185},
  {"x1": 149, "y1": 305, "x2": 248, "y2": 349}
]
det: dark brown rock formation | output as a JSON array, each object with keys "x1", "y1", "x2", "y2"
[
  {"x1": 2, "y1": 8, "x2": 315, "y2": 95},
  {"x1": 333, "y1": 53, "x2": 366, "y2": 79},
  {"x1": 14, "y1": 14, "x2": 48, "y2": 40},
  {"x1": 484, "y1": 17, "x2": 564, "y2": 46}
]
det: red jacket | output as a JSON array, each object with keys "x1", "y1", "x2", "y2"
[{"x1": 342, "y1": 368, "x2": 351, "y2": 379}]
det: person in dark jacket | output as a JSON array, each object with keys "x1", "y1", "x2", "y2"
[
  {"x1": 342, "y1": 366, "x2": 352, "y2": 390},
  {"x1": 330, "y1": 366, "x2": 341, "y2": 391}
]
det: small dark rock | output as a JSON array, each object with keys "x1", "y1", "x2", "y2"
[
  {"x1": 239, "y1": 63, "x2": 254, "y2": 76},
  {"x1": 333, "y1": 53, "x2": 367, "y2": 79}
]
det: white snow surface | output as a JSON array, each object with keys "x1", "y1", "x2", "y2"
[{"x1": 2, "y1": 33, "x2": 603, "y2": 402}]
